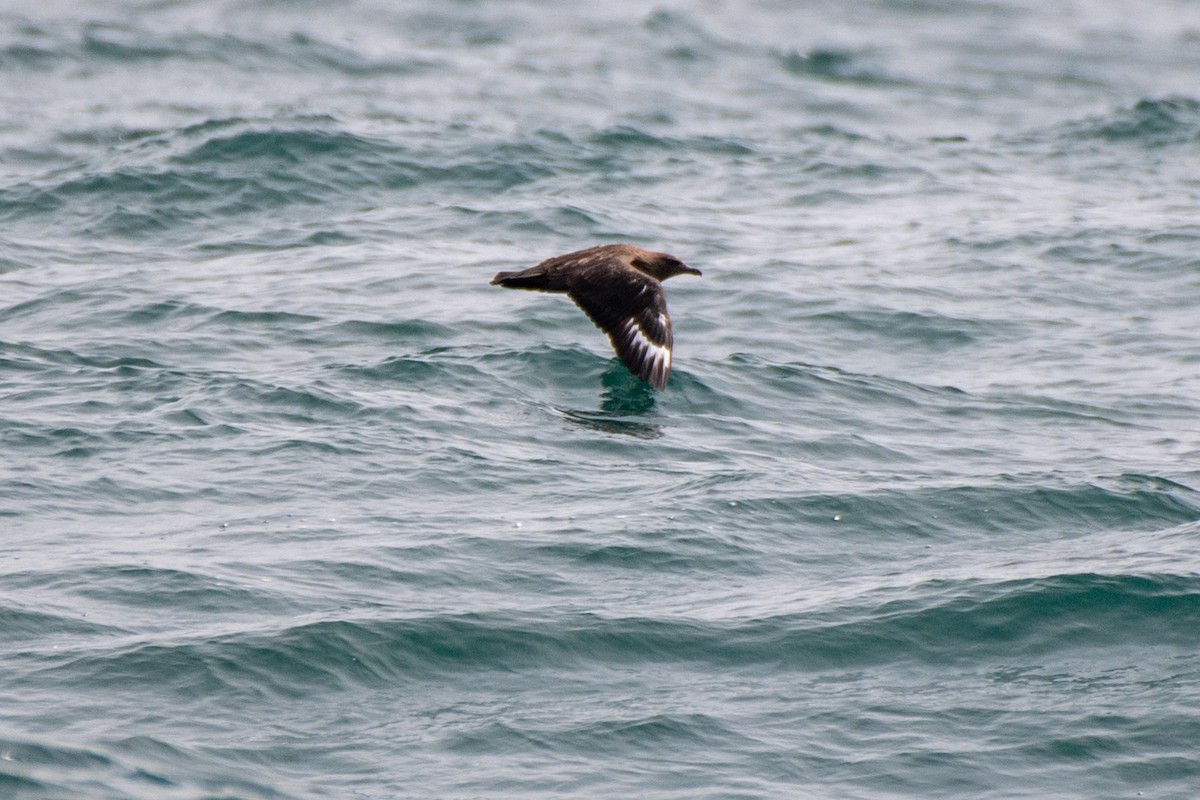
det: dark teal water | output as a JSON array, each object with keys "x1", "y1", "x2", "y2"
[{"x1": 3, "y1": 2, "x2": 1200, "y2": 798}]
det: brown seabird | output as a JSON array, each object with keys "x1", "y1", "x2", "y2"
[{"x1": 490, "y1": 244, "x2": 701, "y2": 390}]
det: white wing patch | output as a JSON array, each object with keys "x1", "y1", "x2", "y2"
[{"x1": 623, "y1": 318, "x2": 672, "y2": 387}]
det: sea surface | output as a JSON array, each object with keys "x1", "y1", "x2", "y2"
[{"x1": 3, "y1": 1, "x2": 1200, "y2": 798}]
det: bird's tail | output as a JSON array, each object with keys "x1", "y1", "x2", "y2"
[{"x1": 490, "y1": 267, "x2": 563, "y2": 291}]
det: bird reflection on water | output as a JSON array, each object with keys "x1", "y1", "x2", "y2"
[{"x1": 555, "y1": 361, "x2": 662, "y2": 439}]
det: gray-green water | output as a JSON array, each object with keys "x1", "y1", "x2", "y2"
[{"x1": 3, "y1": 1, "x2": 1200, "y2": 798}]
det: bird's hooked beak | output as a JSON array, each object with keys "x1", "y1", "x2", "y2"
[{"x1": 683, "y1": 265, "x2": 702, "y2": 277}]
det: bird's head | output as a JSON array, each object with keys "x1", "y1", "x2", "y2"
[{"x1": 634, "y1": 252, "x2": 702, "y2": 281}]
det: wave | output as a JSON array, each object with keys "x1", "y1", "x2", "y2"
[
  {"x1": 0, "y1": 605, "x2": 122, "y2": 641},
  {"x1": 22, "y1": 567, "x2": 1196, "y2": 704},
  {"x1": 776, "y1": 47, "x2": 904, "y2": 86},
  {"x1": 0, "y1": 731, "x2": 290, "y2": 800},
  {"x1": 0, "y1": 119, "x2": 555, "y2": 238},
  {"x1": 1007, "y1": 97, "x2": 1200, "y2": 157},
  {"x1": 721, "y1": 473, "x2": 1200, "y2": 539},
  {"x1": 795, "y1": 307, "x2": 997, "y2": 350},
  {"x1": 0, "y1": 21, "x2": 433, "y2": 76},
  {"x1": 0, "y1": 101, "x2": 822, "y2": 247},
  {"x1": 444, "y1": 712, "x2": 748, "y2": 763},
  {"x1": 1071, "y1": 97, "x2": 1200, "y2": 146}
]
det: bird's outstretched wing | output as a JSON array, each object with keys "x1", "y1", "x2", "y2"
[{"x1": 565, "y1": 263, "x2": 674, "y2": 389}]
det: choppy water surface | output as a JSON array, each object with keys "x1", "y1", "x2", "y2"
[{"x1": 3, "y1": 1, "x2": 1200, "y2": 798}]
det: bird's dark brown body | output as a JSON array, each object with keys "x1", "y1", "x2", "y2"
[{"x1": 491, "y1": 244, "x2": 701, "y2": 389}]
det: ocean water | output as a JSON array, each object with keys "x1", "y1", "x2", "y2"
[{"x1": 3, "y1": 0, "x2": 1200, "y2": 797}]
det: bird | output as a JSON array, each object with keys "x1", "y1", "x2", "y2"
[{"x1": 490, "y1": 244, "x2": 701, "y2": 390}]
